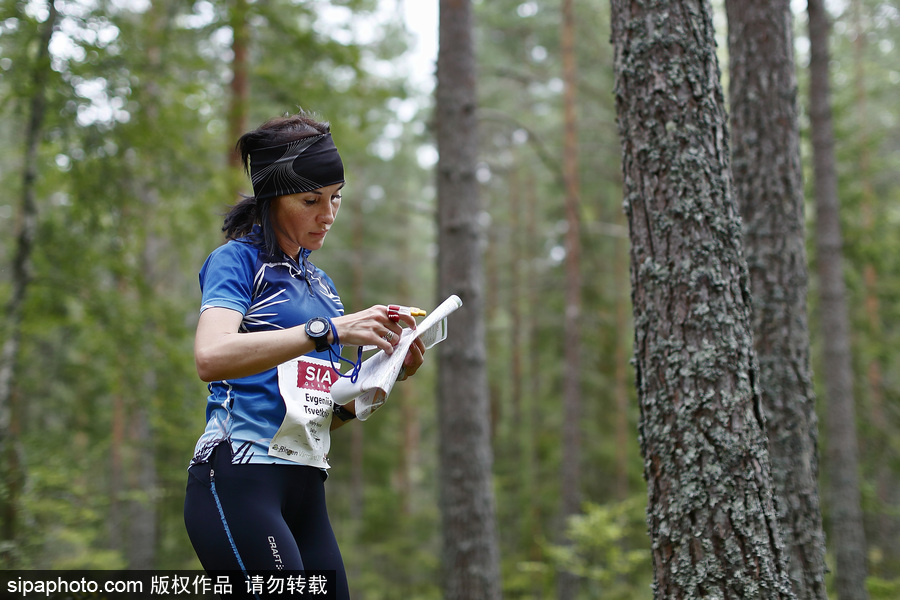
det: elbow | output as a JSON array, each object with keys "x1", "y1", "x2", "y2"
[{"x1": 194, "y1": 349, "x2": 220, "y2": 383}]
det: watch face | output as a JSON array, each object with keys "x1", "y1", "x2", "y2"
[{"x1": 309, "y1": 319, "x2": 327, "y2": 335}]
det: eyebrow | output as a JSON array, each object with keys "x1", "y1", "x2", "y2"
[{"x1": 310, "y1": 184, "x2": 345, "y2": 196}]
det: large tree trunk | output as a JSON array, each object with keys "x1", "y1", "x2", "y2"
[
  {"x1": 610, "y1": 1, "x2": 796, "y2": 597},
  {"x1": 725, "y1": 2, "x2": 828, "y2": 598},
  {"x1": 558, "y1": 0, "x2": 583, "y2": 597},
  {"x1": 807, "y1": 1, "x2": 870, "y2": 598},
  {"x1": 0, "y1": 0, "x2": 58, "y2": 567},
  {"x1": 435, "y1": 1, "x2": 502, "y2": 599}
]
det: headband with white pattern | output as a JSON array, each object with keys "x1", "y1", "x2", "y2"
[{"x1": 248, "y1": 133, "x2": 344, "y2": 201}]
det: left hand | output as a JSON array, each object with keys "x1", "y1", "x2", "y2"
[{"x1": 399, "y1": 337, "x2": 426, "y2": 381}]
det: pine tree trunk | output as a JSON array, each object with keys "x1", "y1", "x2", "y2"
[
  {"x1": 558, "y1": 0, "x2": 582, "y2": 597},
  {"x1": 610, "y1": 1, "x2": 796, "y2": 597},
  {"x1": 435, "y1": 1, "x2": 502, "y2": 598},
  {"x1": 807, "y1": 1, "x2": 870, "y2": 598},
  {"x1": 396, "y1": 185, "x2": 417, "y2": 519},
  {"x1": 343, "y1": 196, "x2": 366, "y2": 597},
  {"x1": 116, "y1": 1, "x2": 173, "y2": 566},
  {"x1": 509, "y1": 166, "x2": 524, "y2": 437},
  {"x1": 227, "y1": 0, "x2": 250, "y2": 198},
  {"x1": 126, "y1": 405, "x2": 157, "y2": 568},
  {"x1": 0, "y1": 0, "x2": 58, "y2": 567},
  {"x1": 850, "y1": 0, "x2": 898, "y2": 576},
  {"x1": 524, "y1": 173, "x2": 544, "y2": 597},
  {"x1": 725, "y1": 2, "x2": 828, "y2": 598}
]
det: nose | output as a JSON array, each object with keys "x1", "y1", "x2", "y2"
[{"x1": 319, "y1": 202, "x2": 336, "y2": 225}]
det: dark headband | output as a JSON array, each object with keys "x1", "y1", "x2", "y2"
[{"x1": 248, "y1": 133, "x2": 344, "y2": 201}]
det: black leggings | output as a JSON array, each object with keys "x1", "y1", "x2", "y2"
[{"x1": 183, "y1": 444, "x2": 349, "y2": 599}]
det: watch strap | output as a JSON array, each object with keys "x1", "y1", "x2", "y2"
[
  {"x1": 305, "y1": 317, "x2": 331, "y2": 353},
  {"x1": 332, "y1": 403, "x2": 356, "y2": 422}
]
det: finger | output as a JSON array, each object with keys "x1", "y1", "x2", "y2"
[
  {"x1": 408, "y1": 337, "x2": 426, "y2": 359},
  {"x1": 373, "y1": 332, "x2": 393, "y2": 354},
  {"x1": 377, "y1": 337, "x2": 394, "y2": 354},
  {"x1": 387, "y1": 322, "x2": 404, "y2": 340},
  {"x1": 403, "y1": 339, "x2": 426, "y2": 375},
  {"x1": 384, "y1": 306, "x2": 417, "y2": 329},
  {"x1": 386, "y1": 304, "x2": 401, "y2": 323}
]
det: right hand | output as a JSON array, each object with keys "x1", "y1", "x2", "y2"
[{"x1": 331, "y1": 305, "x2": 416, "y2": 355}]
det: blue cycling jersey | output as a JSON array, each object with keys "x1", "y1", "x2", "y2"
[{"x1": 190, "y1": 228, "x2": 344, "y2": 468}]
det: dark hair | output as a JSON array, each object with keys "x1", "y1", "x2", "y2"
[{"x1": 222, "y1": 110, "x2": 331, "y2": 257}]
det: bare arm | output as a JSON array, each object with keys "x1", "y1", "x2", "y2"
[
  {"x1": 194, "y1": 307, "x2": 315, "y2": 382},
  {"x1": 194, "y1": 305, "x2": 419, "y2": 383}
]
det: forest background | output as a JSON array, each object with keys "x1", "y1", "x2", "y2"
[{"x1": 0, "y1": 0, "x2": 898, "y2": 598}]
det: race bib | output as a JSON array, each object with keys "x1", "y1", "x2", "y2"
[{"x1": 268, "y1": 356, "x2": 337, "y2": 468}]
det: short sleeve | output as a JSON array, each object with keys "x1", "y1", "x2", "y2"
[{"x1": 198, "y1": 241, "x2": 258, "y2": 315}]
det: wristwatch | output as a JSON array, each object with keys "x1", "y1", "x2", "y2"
[{"x1": 305, "y1": 317, "x2": 332, "y2": 353}]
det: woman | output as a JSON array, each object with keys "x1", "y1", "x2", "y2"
[{"x1": 183, "y1": 111, "x2": 425, "y2": 598}]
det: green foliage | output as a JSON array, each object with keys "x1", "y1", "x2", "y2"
[
  {"x1": 867, "y1": 575, "x2": 900, "y2": 600},
  {"x1": 1, "y1": 0, "x2": 899, "y2": 595},
  {"x1": 546, "y1": 498, "x2": 651, "y2": 586},
  {"x1": 508, "y1": 497, "x2": 652, "y2": 600}
]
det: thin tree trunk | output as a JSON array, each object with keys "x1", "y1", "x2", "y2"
[
  {"x1": 807, "y1": 1, "x2": 870, "y2": 598},
  {"x1": 507, "y1": 164, "x2": 525, "y2": 547},
  {"x1": 484, "y1": 201, "x2": 501, "y2": 439},
  {"x1": 126, "y1": 398, "x2": 158, "y2": 568},
  {"x1": 509, "y1": 166, "x2": 524, "y2": 436},
  {"x1": 725, "y1": 1, "x2": 828, "y2": 598},
  {"x1": 850, "y1": 0, "x2": 898, "y2": 575},
  {"x1": 227, "y1": 0, "x2": 250, "y2": 198},
  {"x1": 345, "y1": 191, "x2": 366, "y2": 597},
  {"x1": 558, "y1": 0, "x2": 582, "y2": 596},
  {"x1": 108, "y1": 352, "x2": 127, "y2": 554},
  {"x1": 396, "y1": 185, "x2": 417, "y2": 520},
  {"x1": 524, "y1": 172, "x2": 544, "y2": 598},
  {"x1": 436, "y1": 1, "x2": 502, "y2": 598},
  {"x1": 114, "y1": 1, "x2": 172, "y2": 566},
  {"x1": 610, "y1": 0, "x2": 797, "y2": 597},
  {"x1": 0, "y1": 0, "x2": 58, "y2": 567}
]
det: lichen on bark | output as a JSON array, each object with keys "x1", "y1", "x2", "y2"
[{"x1": 611, "y1": 0, "x2": 798, "y2": 598}]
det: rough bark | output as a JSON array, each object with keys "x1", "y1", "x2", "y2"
[
  {"x1": 610, "y1": 0, "x2": 796, "y2": 597},
  {"x1": 725, "y1": 2, "x2": 828, "y2": 598},
  {"x1": 435, "y1": 1, "x2": 502, "y2": 598},
  {"x1": 807, "y1": 1, "x2": 870, "y2": 598}
]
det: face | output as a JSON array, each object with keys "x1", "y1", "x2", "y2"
[{"x1": 270, "y1": 182, "x2": 344, "y2": 257}]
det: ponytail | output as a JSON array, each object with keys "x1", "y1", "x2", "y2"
[{"x1": 222, "y1": 196, "x2": 258, "y2": 241}]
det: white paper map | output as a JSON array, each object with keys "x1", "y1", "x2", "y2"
[{"x1": 331, "y1": 295, "x2": 462, "y2": 420}]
